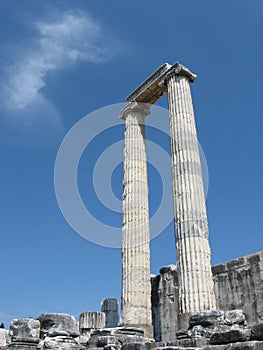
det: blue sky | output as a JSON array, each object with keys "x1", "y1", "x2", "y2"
[{"x1": 1, "y1": 0, "x2": 263, "y2": 327}]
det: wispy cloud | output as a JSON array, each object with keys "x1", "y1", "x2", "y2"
[{"x1": 0, "y1": 10, "x2": 116, "y2": 129}]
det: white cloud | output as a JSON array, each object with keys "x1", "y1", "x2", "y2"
[{"x1": 1, "y1": 11, "x2": 116, "y2": 126}]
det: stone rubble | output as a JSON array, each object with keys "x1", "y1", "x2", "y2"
[
  {"x1": 37, "y1": 313, "x2": 83, "y2": 349},
  {"x1": 79, "y1": 312, "x2": 106, "y2": 346},
  {"x1": 1, "y1": 310, "x2": 262, "y2": 350},
  {"x1": 6, "y1": 318, "x2": 40, "y2": 349}
]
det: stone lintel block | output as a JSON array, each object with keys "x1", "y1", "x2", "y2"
[
  {"x1": 189, "y1": 311, "x2": 225, "y2": 327},
  {"x1": 95, "y1": 335, "x2": 120, "y2": 347},
  {"x1": 6, "y1": 342, "x2": 39, "y2": 349},
  {"x1": 121, "y1": 336, "x2": 150, "y2": 345},
  {"x1": 114, "y1": 328, "x2": 145, "y2": 337},
  {"x1": 9, "y1": 318, "x2": 40, "y2": 343},
  {"x1": 176, "y1": 329, "x2": 188, "y2": 339},
  {"x1": 203, "y1": 340, "x2": 263, "y2": 350},
  {"x1": 41, "y1": 313, "x2": 79, "y2": 338},
  {"x1": 122, "y1": 341, "x2": 155, "y2": 350},
  {"x1": 10, "y1": 336, "x2": 39, "y2": 343},
  {"x1": 224, "y1": 310, "x2": 246, "y2": 325},
  {"x1": 209, "y1": 328, "x2": 251, "y2": 345},
  {"x1": 154, "y1": 347, "x2": 197, "y2": 350},
  {"x1": 126, "y1": 63, "x2": 171, "y2": 104},
  {"x1": 92, "y1": 329, "x2": 112, "y2": 337},
  {"x1": 178, "y1": 337, "x2": 209, "y2": 347},
  {"x1": 251, "y1": 323, "x2": 263, "y2": 340},
  {"x1": 41, "y1": 335, "x2": 86, "y2": 349},
  {"x1": 91, "y1": 327, "x2": 145, "y2": 337}
]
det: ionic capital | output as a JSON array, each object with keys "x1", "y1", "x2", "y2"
[
  {"x1": 160, "y1": 62, "x2": 197, "y2": 86},
  {"x1": 120, "y1": 102, "x2": 151, "y2": 121}
]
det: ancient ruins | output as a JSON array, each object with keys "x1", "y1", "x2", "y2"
[{"x1": 1, "y1": 62, "x2": 262, "y2": 349}]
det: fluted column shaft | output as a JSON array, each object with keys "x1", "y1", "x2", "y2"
[
  {"x1": 120, "y1": 102, "x2": 153, "y2": 337},
  {"x1": 167, "y1": 72, "x2": 217, "y2": 325}
]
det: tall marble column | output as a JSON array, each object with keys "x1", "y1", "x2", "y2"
[
  {"x1": 166, "y1": 63, "x2": 217, "y2": 328},
  {"x1": 120, "y1": 102, "x2": 153, "y2": 338}
]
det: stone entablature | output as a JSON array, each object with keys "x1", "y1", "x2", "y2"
[
  {"x1": 126, "y1": 63, "x2": 171, "y2": 104},
  {"x1": 125, "y1": 62, "x2": 196, "y2": 104}
]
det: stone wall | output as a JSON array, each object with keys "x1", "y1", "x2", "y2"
[
  {"x1": 151, "y1": 251, "x2": 263, "y2": 341},
  {"x1": 212, "y1": 251, "x2": 263, "y2": 325}
]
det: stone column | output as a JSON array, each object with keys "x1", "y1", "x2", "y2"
[
  {"x1": 101, "y1": 298, "x2": 119, "y2": 328},
  {"x1": 79, "y1": 312, "x2": 105, "y2": 334},
  {"x1": 166, "y1": 63, "x2": 217, "y2": 328},
  {"x1": 120, "y1": 102, "x2": 153, "y2": 338}
]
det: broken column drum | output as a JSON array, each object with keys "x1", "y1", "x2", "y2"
[
  {"x1": 101, "y1": 298, "x2": 119, "y2": 328},
  {"x1": 120, "y1": 102, "x2": 153, "y2": 338}
]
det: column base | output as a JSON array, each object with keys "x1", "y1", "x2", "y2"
[{"x1": 120, "y1": 324, "x2": 153, "y2": 339}]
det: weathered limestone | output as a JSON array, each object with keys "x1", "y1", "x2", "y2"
[
  {"x1": 79, "y1": 311, "x2": 105, "y2": 335},
  {"x1": 152, "y1": 251, "x2": 263, "y2": 342},
  {"x1": 41, "y1": 313, "x2": 80, "y2": 338},
  {"x1": 251, "y1": 323, "x2": 263, "y2": 341},
  {"x1": 189, "y1": 311, "x2": 225, "y2": 327},
  {"x1": 153, "y1": 265, "x2": 179, "y2": 342},
  {"x1": 0, "y1": 329, "x2": 7, "y2": 348},
  {"x1": 213, "y1": 251, "x2": 263, "y2": 325},
  {"x1": 87, "y1": 327, "x2": 151, "y2": 350},
  {"x1": 151, "y1": 275, "x2": 161, "y2": 342},
  {"x1": 38, "y1": 313, "x2": 84, "y2": 349},
  {"x1": 126, "y1": 63, "x2": 171, "y2": 104},
  {"x1": 164, "y1": 62, "x2": 217, "y2": 327},
  {"x1": 101, "y1": 299, "x2": 119, "y2": 328},
  {"x1": 120, "y1": 102, "x2": 153, "y2": 338},
  {"x1": 7, "y1": 318, "x2": 40, "y2": 349},
  {"x1": 224, "y1": 310, "x2": 246, "y2": 326},
  {"x1": 124, "y1": 62, "x2": 217, "y2": 330}
]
